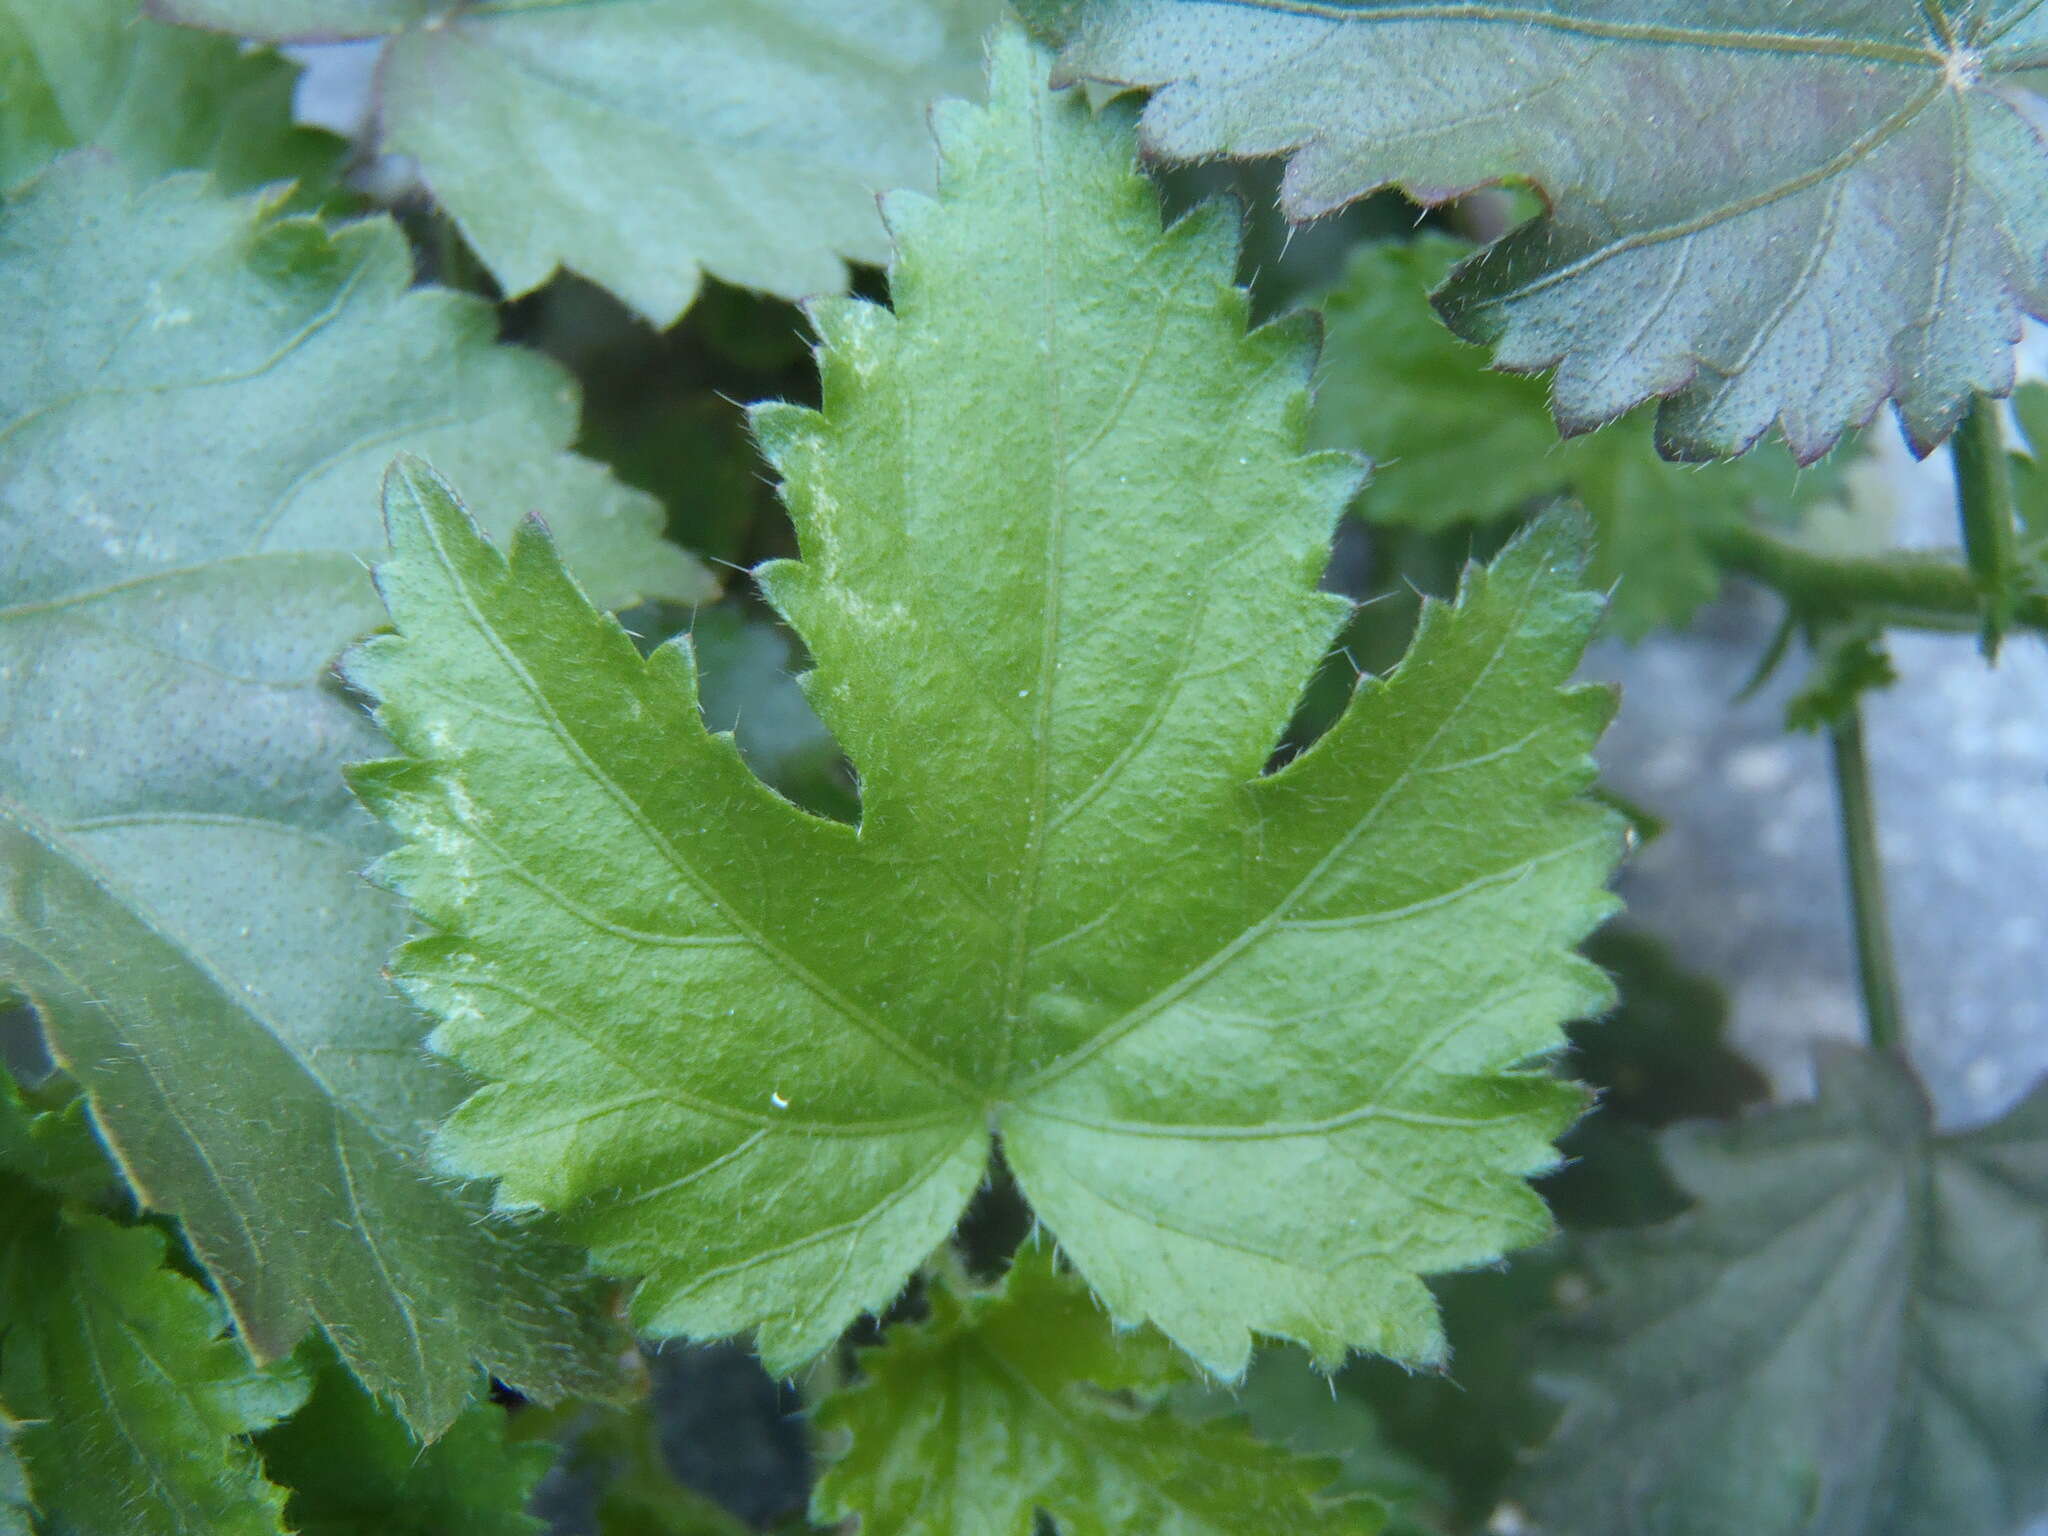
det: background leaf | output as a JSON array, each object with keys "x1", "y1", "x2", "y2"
[
  {"x1": 551, "y1": 1400, "x2": 755, "y2": 1536},
  {"x1": 1524, "y1": 1046, "x2": 2048, "y2": 1536},
  {"x1": 0, "y1": 155, "x2": 705, "y2": 1436},
  {"x1": 0, "y1": 1071, "x2": 310, "y2": 1536},
  {"x1": 1175, "y1": 1351, "x2": 1445, "y2": 1536},
  {"x1": 1312, "y1": 236, "x2": 1853, "y2": 636},
  {"x1": 2005, "y1": 381, "x2": 2048, "y2": 589},
  {"x1": 350, "y1": 32, "x2": 1620, "y2": 1384},
  {"x1": 684, "y1": 604, "x2": 855, "y2": 822},
  {"x1": 258, "y1": 1344, "x2": 554, "y2": 1536},
  {"x1": 156, "y1": 0, "x2": 1006, "y2": 326},
  {"x1": 812, "y1": 1248, "x2": 1384, "y2": 1535},
  {"x1": 0, "y1": 0, "x2": 339, "y2": 193},
  {"x1": 1049, "y1": 0, "x2": 2048, "y2": 460}
]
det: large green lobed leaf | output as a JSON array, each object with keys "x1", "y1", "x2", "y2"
[
  {"x1": 0, "y1": 155, "x2": 706, "y2": 1435},
  {"x1": 351, "y1": 32, "x2": 1621, "y2": 1380},
  {"x1": 155, "y1": 0, "x2": 1006, "y2": 326},
  {"x1": 1525, "y1": 1047, "x2": 2048, "y2": 1535},
  {"x1": 1046, "y1": 0, "x2": 2048, "y2": 462},
  {"x1": 812, "y1": 1248, "x2": 1383, "y2": 1535}
]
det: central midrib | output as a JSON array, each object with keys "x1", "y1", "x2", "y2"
[{"x1": 993, "y1": 74, "x2": 1075, "y2": 1084}]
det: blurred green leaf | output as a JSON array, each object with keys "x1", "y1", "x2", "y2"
[
  {"x1": 1177, "y1": 1350, "x2": 1443, "y2": 1536},
  {"x1": 259, "y1": 1345, "x2": 553, "y2": 1536},
  {"x1": 0, "y1": 156, "x2": 692, "y2": 1437},
  {"x1": 1526, "y1": 1048, "x2": 2048, "y2": 1536},
  {"x1": 0, "y1": 0, "x2": 340, "y2": 194},
  {"x1": 0, "y1": 1075, "x2": 114, "y2": 1208},
  {"x1": 813, "y1": 1249, "x2": 1384, "y2": 1535},
  {"x1": 1344, "y1": 1259, "x2": 1567, "y2": 1536},
  {"x1": 555, "y1": 1402, "x2": 752, "y2": 1536},
  {"x1": 2000, "y1": 383, "x2": 2048, "y2": 588},
  {"x1": 1313, "y1": 237, "x2": 1851, "y2": 637},
  {"x1": 687, "y1": 604, "x2": 855, "y2": 822},
  {"x1": 1547, "y1": 926, "x2": 1769, "y2": 1230},
  {"x1": 1784, "y1": 630, "x2": 1900, "y2": 733},
  {"x1": 0, "y1": 1405, "x2": 27, "y2": 1536},
  {"x1": 157, "y1": 0, "x2": 1005, "y2": 326}
]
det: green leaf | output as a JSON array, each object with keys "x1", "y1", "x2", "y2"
[
  {"x1": 0, "y1": 0, "x2": 339, "y2": 193},
  {"x1": 0, "y1": 155, "x2": 700, "y2": 1436},
  {"x1": 0, "y1": 1176, "x2": 310, "y2": 1536},
  {"x1": 1048, "y1": 0, "x2": 2048, "y2": 462},
  {"x1": 1783, "y1": 629, "x2": 1900, "y2": 730},
  {"x1": 0, "y1": 1072, "x2": 116, "y2": 1207},
  {"x1": 258, "y1": 1344, "x2": 553, "y2": 1536},
  {"x1": 155, "y1": 0, "x2": 1005, "y2": 326},
  {"x1": 813, "y1": 1249, "x2": 1383, "y2": 1535},
  {"x1": 1524, "y1": 1046, "x2": 2048, "y2": 1536},
  {"x1": 1313, "y1": 235, "x2": 1850, "y2": 637},
  {"x1": 350, "y1": 32, "x2": 1620, "y2": 1380},
  {"x1": 2005, "y1": 381, "x2": 2048, "y2": 581}
]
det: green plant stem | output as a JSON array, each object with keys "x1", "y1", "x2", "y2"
[
  {"x1": 1951, "y1": 393, "x2": 2019, "y2": 654},
  {"x1": 1827, "y1": 700, "x2": 1902, "y2": 1052},
  {"x1": 1706, "y1": 524, "x2": 2048, "y2": 635}
]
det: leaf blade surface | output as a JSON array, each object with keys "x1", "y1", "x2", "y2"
[{"x1": 1048, "y1": 0, "x2": 2048, "y2": 460}]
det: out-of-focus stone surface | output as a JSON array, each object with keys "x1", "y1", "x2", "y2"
[
  {"x1": 1588, "y1": 420, "x2": 2048, "y2": 1132},
  {"x1": 283, "y1": 40, "x2": 379, "y2": 138}
]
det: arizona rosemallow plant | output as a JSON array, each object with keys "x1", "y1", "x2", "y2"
[{"x1": 0, "y1": 3, "x2": 2044, "y2": 1535}]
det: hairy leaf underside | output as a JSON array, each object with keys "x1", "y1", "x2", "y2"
[
  {"x1": 0, "y1": 155, "x2": 701, "y2": 1434},
  {"x1": 354, "y1": 33, "x2": 1624, "y2": 1378},
  {"x1": 1526, "y1": 1048, "x2": 2048, "y2": 1536},
  {"x1": 1046, "y1": 0, "x2": 2048, "y2": 463}
]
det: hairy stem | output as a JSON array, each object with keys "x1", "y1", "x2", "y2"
[
  {"x1": 1707, "y1": 524, "x2": 2048, "y2": 635},
  {"x1": 1827, "y1": 700, "x2": 1902, "y2": 1052},
  {"x1": 1951, "y1": 393, "x2": 2019, "y2": 655}
]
